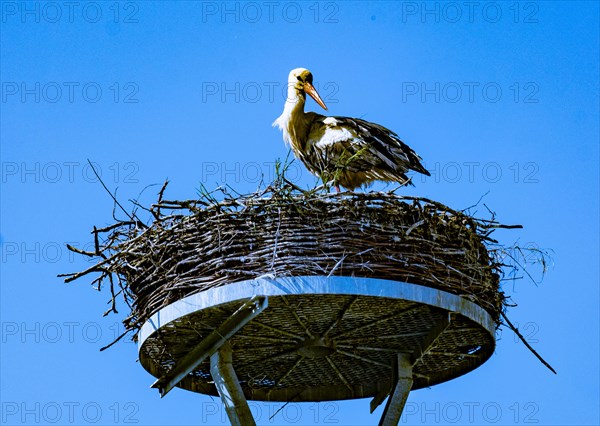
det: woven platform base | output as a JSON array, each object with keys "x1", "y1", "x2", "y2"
[{"x1": 138, "y1": 277, "x2": 495, "y2": 401}]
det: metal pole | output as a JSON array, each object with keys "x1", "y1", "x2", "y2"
[
  {"x1": 375, "y1": 315, "x2": 450, "y2": 425},
  {"x1": 378, "y1": 353, "x2": 413, "y2": 426},
  {"x1": 210, "y1": 342, "x2": 257, "y2": 426}
]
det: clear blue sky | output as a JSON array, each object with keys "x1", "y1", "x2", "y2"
[{"x1": 1, "y1": 1, "x2": 598, "y2": 425}]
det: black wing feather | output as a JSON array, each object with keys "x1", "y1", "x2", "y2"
[{"x1": 331, "y1": 116, "x2": 430, "y2": 176}]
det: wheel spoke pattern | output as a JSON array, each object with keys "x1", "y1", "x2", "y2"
[{"x1": 140, "y1": 293, "x2": 494, "y2": 402}]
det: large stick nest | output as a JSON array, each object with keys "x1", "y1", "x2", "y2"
[{"x1": 63, "y1": 180, "x2": 524, "y2": 345}]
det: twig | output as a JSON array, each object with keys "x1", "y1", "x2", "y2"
[
  {"x1": 99, "y1": 329, "x2": 130, "y2": 352},
  {"x1": 87, "y1": 159, "x2": 135, "y2": 222},
  {"x1": 59, "y1": 256, "x2": 113, "y2": 282},
  {"x1": 269, "y1": 389, "x2": 304, "y2": 421},
  {"x1": 66, "y1": 244, "x2": 96, "y2": 258},
  {"x1": 500, "y1": 311, "x2": 556, "y2": 374},
  {"x1": 461, "y1": 191, "x2": 491, "y2": 213}
]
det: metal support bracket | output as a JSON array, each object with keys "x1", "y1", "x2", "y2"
[
  {"x1": 372, "y1": 313, "x2": 451, "y2": 425},
  {"x1": 151, "y1": 295, "x2": 268, "y2": 397}
]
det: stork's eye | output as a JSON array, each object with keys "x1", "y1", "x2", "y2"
[{"x1": 296, "y1": 76, "x2": 302, "y2": 81}]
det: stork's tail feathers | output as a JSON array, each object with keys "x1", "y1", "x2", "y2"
[{"x1": 412, "y1": 161, "x2": 431, "y2": 177}]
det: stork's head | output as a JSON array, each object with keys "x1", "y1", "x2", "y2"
[{"x1": 288, "y1": 68, "x2": 328, "y2": 110}]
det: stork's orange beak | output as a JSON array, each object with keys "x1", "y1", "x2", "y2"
[{"x1": 304, "y1": 82, "x2": 328, "y2": 110}]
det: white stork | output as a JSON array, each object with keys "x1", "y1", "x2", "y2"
[{"x1": 273, "y1": 68, "x2": 430, "y2": 190}]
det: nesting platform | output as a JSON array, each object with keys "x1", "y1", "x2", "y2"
[{"x1": 139, "y1": 276, "x2": 495, "y2": 404}]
